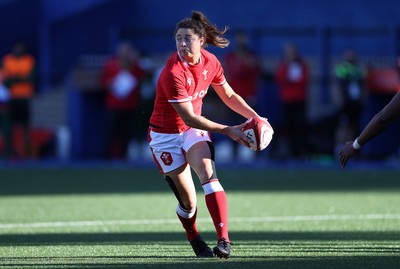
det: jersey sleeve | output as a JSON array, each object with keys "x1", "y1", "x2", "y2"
[
  {"x1": 211, "y1": 57, "x2": 226, "y2": 86},
  {"x1": 160, "y1": 69, "x2": 190, "y2": 103}
]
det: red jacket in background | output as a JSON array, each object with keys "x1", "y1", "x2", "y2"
[
  {"x1": 275, "y1": 59, "x2": 308, "y2": 103},
  {"x1": 224, "y1": 50, "x2": 261, "y2": 100},
  {"x1": 101, "y1": 57, "x2": 146, "y2": 110}
]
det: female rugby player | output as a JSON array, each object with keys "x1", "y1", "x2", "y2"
[{"x1": 148, "y1": 11, "x2": 267, "y2": 259}]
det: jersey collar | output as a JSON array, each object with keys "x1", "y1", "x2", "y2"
[{"x1": 178, "y1": 51, "x2": 202, "y2": 68}]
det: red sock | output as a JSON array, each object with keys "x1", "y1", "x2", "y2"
[
  {"x1": 176, "y1": 205, "x2": 199, "y2": 241},
  {"x1": 202, "y1": 179, "x2": 229, "y2": 242}
]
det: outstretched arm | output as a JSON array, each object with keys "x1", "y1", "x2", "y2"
[{"x1": 339, "y1": 92, "x2": 400, "y2": 168}]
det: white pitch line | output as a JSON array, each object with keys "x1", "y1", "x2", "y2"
[
  {"x1": 0, "y1": 219, "x2": 179, "y2": 229},
  {"x1": 230, "y1": 213, "x2": 400, "y2": 222},
  {"x1": 0, "y1": 214, "x2": 399, "y2": 230}
]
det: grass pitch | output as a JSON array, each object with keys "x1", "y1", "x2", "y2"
[{"x1": 0, "y1": 166, "x2": 399, "y2": 268}]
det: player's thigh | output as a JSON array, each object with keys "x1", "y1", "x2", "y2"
[
  {"x1": 186, "y1": 141, "x2": 217, "y2": 184},
  {"x1": 165, "y1": 163, "x2": 197, "y2": 209}
]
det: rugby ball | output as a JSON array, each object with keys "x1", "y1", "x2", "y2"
[{"x1": 242, "y1": 116, "x2": 274, "y2": 151}]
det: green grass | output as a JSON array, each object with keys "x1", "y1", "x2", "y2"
[{"x1": 0, "y1": 167, "x2": 399, "y2": 268}]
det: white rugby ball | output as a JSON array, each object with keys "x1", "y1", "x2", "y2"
[{"x1": 242, "y1": 116, "x2": 274, "y2": 151}]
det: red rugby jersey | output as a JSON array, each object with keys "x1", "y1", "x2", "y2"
[{"x1": 150, "y1": 48, "x2": 226, "y2": 133}]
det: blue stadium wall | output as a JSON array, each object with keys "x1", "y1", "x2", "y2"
[
  {"x1": 1, "y1": 0, "x2": 399, "y2": 83},
  {"x1": 0, "y1": 0, "x2": 399, "y2": 159}
]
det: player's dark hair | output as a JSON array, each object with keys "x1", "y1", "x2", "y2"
[{"x1": 175, "y1": 10, "x2": 230, "y2": 48}]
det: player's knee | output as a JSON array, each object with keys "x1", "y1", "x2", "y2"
[
  {"x1": 196, "y1": 168, "x2": 217, "y2": 183},
  {"x1": 164, "y1": 175, "x2": 196, "y2": 211},
  {"x1": 180, "y1": 199, "x2": 196, "y2": 212}
]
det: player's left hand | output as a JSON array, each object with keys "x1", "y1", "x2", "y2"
[
  {"x1": 226, "y1": 123, "x2": 252, "y2": 148},
  {"x1": 338, "y1": 141, "x2": 357, "y2": 168}
]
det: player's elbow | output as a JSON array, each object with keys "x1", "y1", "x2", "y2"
[{"x1": 181, "y1": 114, "x2": 198, "y2": 128}]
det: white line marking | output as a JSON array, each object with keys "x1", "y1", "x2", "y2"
[
  {"x1": 231, "y1": 214, "x2": 400, "y2": 222},
  {"x1": 0, "y1": 214, "x2": 399, "y2": 229}
]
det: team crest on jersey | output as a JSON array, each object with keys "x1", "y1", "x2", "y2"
[
  {"x1": 202, "y1": 69, "x2": 208, "y2": 80},
  {"x1": 187, "y1": 78, "x2": 192, "y2": 86},
  {"x1": 160, "y1": 152, "x2": 173, "y2": 166}
]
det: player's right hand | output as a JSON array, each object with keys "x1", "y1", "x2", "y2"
[{"x1": 338, "y1": 141, "x2": 357, "y2": 168}]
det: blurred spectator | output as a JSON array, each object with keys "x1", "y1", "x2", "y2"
[
  {"x1": 2, "y1": 40, "x2": 36, "y2": 159},
  {"x1": 339, "y1": 57, "x2": 400, "y2": 168},
  {"x1": 334, "y1": 48, "x2": 367, "y2": 154},
  {"x1": 136, "y1": 54, "x2": 156, "y2": 143},
  {"x1": 275, "y1": 42, "x2": 309, "y2": 159},
  {"x1": 0, "y1": 68, "x2": 11, "y2": 158},
  {"x1": 100, "y1": 41, "x2": 146, "y2": 160},
  {"x1": 225, "y1": 31, "x2": 261, "y2": 109},
  {"x1": 224, "y1": 31, "x2": 262, "y2": 160}
]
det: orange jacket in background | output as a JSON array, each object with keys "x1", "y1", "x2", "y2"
[{"x1": 2, "y1": 54, "x2": 35, "y2": 99}]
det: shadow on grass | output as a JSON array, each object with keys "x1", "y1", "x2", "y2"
[
  {"x1": 1, "y1": 168, "x2": 400, "y2": 195},
  {"x1": 0, "y1": 256, "x2": 399, "y2": 269},
  {"x1": 0, "y1": 231, "x2": 399, "y2": 269},
  {"x1": 1, "y1": 230, "x2": 400, "y2": 245}
]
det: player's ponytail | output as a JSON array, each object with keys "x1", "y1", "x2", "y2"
[
  {"x1": 191, "y1": 11, "x2": 230, "y2": 48},
  {"x1": 175, "y1": 10, "x2": 230, "y2": 49}
]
